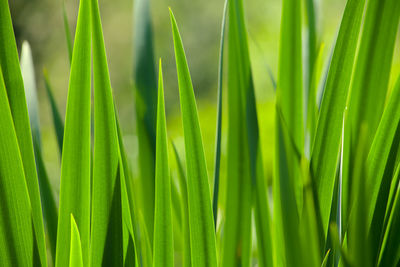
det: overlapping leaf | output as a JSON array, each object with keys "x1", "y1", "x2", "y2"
[
  {"x1": 170, "y1": 9, "x2": 217, "y2": 267},
  {"x1": 0, "y1": 1, "x2": 47, "y2": 265},
  {"x1": 55, "y1": 0, "x2": 91, "y2": 264},
  {"x1": 311, "y1": 0, "x2": 366, "y2": 239},
  {"x1": 153, "y1": 61, "x2": 174, "y2": 267}
]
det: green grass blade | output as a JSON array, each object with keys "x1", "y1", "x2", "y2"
[
  {"x1": 305, "y1": 0, "x2": 317, "y2": 93},
  {"x1": 321, "y1": 250, "x2": 330, "y2": 267},
  {"x1": 348, "y1": 0, "x2": 400, "y2": 148},
  {"x1": 21, "y1": 42, "x2": 58, "y2": 262},
  {"x1": 63, "y1": 0, "x2": 73, "y2": 64},
  {"x1": 226, "y1": 0, "x2": 273, "y2": 265},
  {"x1": 170, "y1": 9, "x2": 217, "y2": 267},
  {"x1": 69, "y1": 215, "x2": 83, "y2": 267},
  {"x1": 171, "y1": 142, "x2": 191, "y2": 267},
  {"x1": 0, "y1": 1, "x2": 48, "y2": 265},
  {"x1": 306, "y1": 44, "x2": 325, "y2": 156},
  {"x1": 120, "y1": 157, "x2": 138, "y2": 266},
  {"x1": 43, "y1": 70, "x2": 65, "y2": 154},
  {"x1": 274, "y1": 108, "x2": 302, "y2": 266},
  {"x1": 221, "y1": 0, "x2": 255, "y2": 265},
  {"x1": 347, "y1": 125, "x2": 370, "y2": 267},
  {"x1": 153, "y1": 60, "x2": 174, "y2": 267},
  {"x1": 116, "y1": 112, "x2": 140, "y2": 266},
  {"x1": 365, "y1": 76, "x2": 400, "y2": 258},
  {"x1": 378, "y1": 169, "x2": 400, "y2": 266},
  {"x1": 138, "y1": 212, "x2": 154, "y2": 267},
  {"x1": 274, "y1": 0, "x2": 304, "y2": 263},
  {"x1": 21, "y1": 42, "x2": 41, "y2": 146},
  {"x1": 0, "y1": 65, "x2": 35, "y2": 267},
  {"x1": 55, "y1": 0, "x2": 91, "y2": 264},
  {"x1": 33, "y1": 140, "x2": 58, "y2": 262},
  {"x1": 310, "y1": 0, "x2": 366, "y2": 239},
  {"x1": 89, "y1": 0, "x2": 125, "y2": 265},
  {"x1": 278, "y1": 0, "x2": 303, "y2": 155},
  {"x1": 212, "y1": 0, "x2": 227, "y2": 229},
  {"x1": 133, "y1": 0, "x2": 158, "y2": 244},
  {"x1": 278, "y1": 0, "x2": 304, "y2": 230},
  {"x1": 299, "y1": 158, "x2": 324, "y2": 267}
]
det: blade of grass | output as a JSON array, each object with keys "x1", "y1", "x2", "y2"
[
  {"x1": 278, "y1": 0, "x2": 303, "y2": 155},
  {"x1": 306, "y1": 43, "x2": 324, "y2": 157},
  {"x1": 120, "y1": 156, "x2": 138, "y2": 266},
  {"x1": 33, "y1": 140, "x2": 58, "y2": 262},
  {"x1": 43, "y1": 69, "x2": 64, "y2": 154},
  {"x1": 0, "y1": 65, "x2": 35, "y2": 267},
  {"x1": 153, "y1": 60, "x2": 174, "y2": 267},
  {"x1": 116, "y1": 112, "x2": 140, "y2": 266},
  {"x1": 274, "y1": 107, "x2": 302, "y2": 266},
  {"x1": 89, "y1": 0, "x2": 125, "y2": 264},
  {"x1": 212, "y1": 0, "x2": 227, "y2": 229},
  {"x1": 299, "y1": 157, "x2": 324, "y2": 267},
  {"x1": 365, "y1": 76, "x2": 400, "y2": 260},
  {"x1": 321, "y1": 250, "x2": 330, "y2": 267},
  {"x1": 305, "y1": 0, "x2": 317, "y2": 94},
  {"x1": 133, "y1": 0, "x2": 158, "y2": 244},
  {"x1": 274, "y1": 0, "x2": 304, "y2": 263},
  {"x1": 170, "y1": 9, "x2": 217, "y2": 267},
  {"x1": 278, "y1": 0, "x2": 303, "y2": 232},
  {"x1": 378, "y1": 170, "x2": 400, "y2": 266},
  {"x1": 0, "y1": 1, "x2": 48, "y2": 265},
  {"x1": 221, "y1": 0, "x2": 258, "y2": 265},
  {"x1": 69, "y1": 215, "x2": 83, "y2": 267},
  {"x1": 55, "y1": 0, "x2": 91, "y2": 264},
  {"x1": 348, "y1": 0, "x2": 400, "y2": 148},
  {"x1": 228, "y1": 0, "x2": 274, "y2": 265},
  {"x1": 310, "y1": 0, "x2": 366, "y2": 239},
  {"x1": 21, "y1": 42, "x2": 40, "y2": 146},
  {"x1": 171, "y1": 142, "x2": 191, "y2": 267},
  {"x1": 63, "y1": 0, "x2": 73, "y2": 64},
  {"x1": 347, "y1": 125, "x2": 370, "y2": 267},
  {"x1": 21, "y1": 42, "x2": 58, "y2": 262}
]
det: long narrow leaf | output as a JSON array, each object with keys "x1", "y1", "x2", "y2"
[
  {"x1": 0, "y1": 64, "x2": 34, "y2": 267},
  {"x1": 21, "y1": 42, "x2": 58, "y2": 262},
  {"x1": 153, "y1": 61, "x2": 174, "y2": 267},
  {"x1": 212, "y1": 0, "x2": 228, "y2": 228},
  {"x1": 69, "y1": 215, "x2": 83, "y2": 267},
  {"x1": 133, "y1": 0, "x2": 158, "y2": 244},
  {"x1": 310, "y1": 0, "x2": 366, "y2": 238},
  {"x1": 348, "y1": 0, "x2": 400, "y2": 147},
  {"x1": 365, "y1": 76, "x2": 400, "y2": 258},
  {"x1": 170, "y1": 9, "x2": 217, "y2": 267},
  {"x1": 0, "y1": 1, "x2": 47, "y2": 265},
  {"x1": 43, "y1": 70, "x2": 65, "y2": 154},
  {"x1": 90, "y1": 0, "x2": 124, "y2": 264},
  {"x1": 63, "y1": 0, "x2": 73, "y2": 64},
  {"x1": 55, "y1": 0, "x2": 91, "y2": 264},
  {"x1": 171, "y1": 142, "x2": 191, "y2": 267},
  {"x1": 221, "y1": 0, "x2": 254, "y2": 265}
]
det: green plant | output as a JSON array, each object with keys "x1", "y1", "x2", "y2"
[{"x1": 0, "y1": 0, "x2": 400, "y2": 266}]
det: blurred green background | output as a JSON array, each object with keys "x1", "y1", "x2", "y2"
[{"x1": 8, "y1": 0, "x2": 400, "y2": 198}]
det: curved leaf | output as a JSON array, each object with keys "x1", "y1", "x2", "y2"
[
  {"x1": 310, "y1": 0, "x2": 366, "y2": 239},
  {"x1": 153, "y1": 61, "x2": 174, "y2": 267},
  {"x1": 170, "y1": 9, "x2": 217, "y2": 267},
  {"x1": 69, "y1": 215, "x2": 83, "y2": 267},
  {"x1": 55, "y1": 0, "x2": 92, "y2": 264},
  {"x1": 0, "y1": 63, "x2": 34, "y2": 267},
  {"x1": 89, "y1": 0, "x2": 124, "y2": 265},
  {"x1": 0, "y1": 1, "x2": 47, "y2": 265},
  {"x1": 133, "y1": 0, "x2": 158, "y2": 243}
]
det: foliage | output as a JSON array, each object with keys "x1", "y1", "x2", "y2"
[{"x1": 0, "y1": 0, "x2": 399, "y2": 266}]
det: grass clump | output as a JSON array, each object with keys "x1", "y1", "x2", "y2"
[{"x1": 0, "y1": 0, "x2": 400, "y2": 266}]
